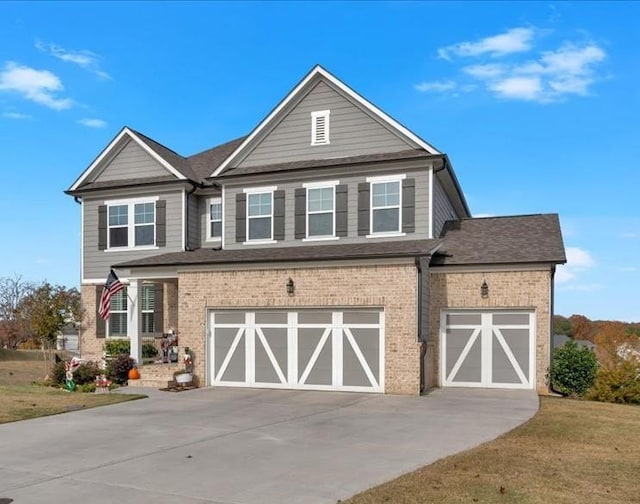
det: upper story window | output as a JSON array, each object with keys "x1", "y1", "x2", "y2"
[
  {"x1": 247, "y1": 190, "x2": 273, "y2": 241},
  {"x1": 371, "y1": 180, "x2": 401, "y2": 233},
  {"x1": 303, "y1": 180, "x2": 340, "y2": 239},
  {"x1": 102, "y1": 197, "x2": 160, "y2": 250},
  {"x1": 311, "y1": 110, "x2": 330, "y2": 146},
  {"x1": 208, "y1": 197, "x2": 222, "y2": 240},
  {"x1": 360, "y1": 174, "x2": 411, "y2": 238}
]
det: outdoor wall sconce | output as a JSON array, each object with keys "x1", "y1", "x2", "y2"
[
  {"x1": 481, "y1": 280, "x2": 489, "y2": 299},
  {"x1": 286, "y1": 277, "x2": 295, "y2": 295}
]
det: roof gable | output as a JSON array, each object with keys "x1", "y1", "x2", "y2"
[
  {"x1": 68, "y1": 127, "x2": 188, "y2": 192},
  {"x1": 211, "y1": 65, "x2": 440, "y2": 177}
]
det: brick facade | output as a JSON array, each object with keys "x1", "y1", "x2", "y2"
[
  {"x1": 428, "y1": 268, "x2": 552, "y2": 394},
  {"x1": 177, "y1": 263, "x2": 421, "y2": 395}
]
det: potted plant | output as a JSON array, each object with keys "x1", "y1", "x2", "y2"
[{"x1": 174, "y1": 349, "x2": 193, "y2": 386}]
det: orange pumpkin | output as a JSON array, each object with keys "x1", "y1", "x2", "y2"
[{"x1": 128, "y1": 367, "x2": 140, "y2": 380}]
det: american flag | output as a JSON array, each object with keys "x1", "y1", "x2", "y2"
[{"x1": 98, "y1": 269, "x2": 125, "y2": 320}]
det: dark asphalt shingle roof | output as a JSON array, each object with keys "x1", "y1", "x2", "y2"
[
  {"x1": 114, "y1": 239, "x2": 443, "y2": 268},
  {"x1": 431, "y1": 214, "x2": 566, "y2": 266},
  {"x1": 218, "y1": 149, "x2": 439, "y2": 178},
  {"x1": 188, "y1": 136, "x2": 247, "y2": 181},
  {"x1": 115, "y1": 214, "x2": 565, "y2": 269},
  {"x1": 68, "y1": 175, "x2": 179, "y2": 192},
  {"x1": 132, "y1": 129, "x2": 199, "y2": 181}
]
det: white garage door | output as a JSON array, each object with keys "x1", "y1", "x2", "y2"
[
  {"x1": 441, "y1": 311, "x2": 535, "y2": 389},
  {"x1": 209, "y1": 309, "x2": 384, "y2": 393}
]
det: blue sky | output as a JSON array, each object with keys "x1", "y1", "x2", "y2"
[{"x1": 0, "y1": 2, "x2": 637, "y2": 322}]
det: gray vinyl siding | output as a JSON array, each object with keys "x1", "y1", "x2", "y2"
[
  {"x1": 222, "y1": 166, "x2": 430, "y2": 250},
  {"x1": 236, "y1": 80, "x2": 416, "y2": 168},
  {"x1": 83, "y1": 188, "x2": 183, "y2": 280},
  {"x1": 186, "y1": 191, "x2": 200, "y2": 250},
  {"x1": 93, "y1": 140, "x2": 170, "y2": 182},
  {"x1": 433, "y1": 177, "x2": 458, "y2": 238}
]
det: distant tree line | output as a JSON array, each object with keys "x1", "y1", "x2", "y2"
[{"x1": 0, "y1": 274, "x2": 82, "y2": 352}]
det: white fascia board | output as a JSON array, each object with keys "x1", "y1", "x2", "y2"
[
  {"x1": 69, "y1": 127, "x2": 186, "y2": 191},
  {"x1": 211, "y1": 65, "x2": 440, "y2": 178}
]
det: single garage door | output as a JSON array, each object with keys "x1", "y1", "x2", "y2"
[
  {"x1": 209, "y1": 309, "x2": 384, "y2": 393},
  {"x1": 441, "y1": 311, "x2": 535, "y2": 389}
]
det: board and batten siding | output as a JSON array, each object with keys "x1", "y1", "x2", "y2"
[
  {"x1": 236, "y1": 80, "x2": 416, "y2": 168},
  {"x1": 433, "y1": 176, "x2": 458, "y2": 238},
  {"x1": 222, "y1": 167, "x2": 430, "y2": 250},
  {"x1": 92, "y1": 140, "x2": 170, "y2": 183},
  {"x1": 83, "y1": 189, "x2": 183, "y2": 281}
]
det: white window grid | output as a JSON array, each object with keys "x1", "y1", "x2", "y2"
[
  {"x1": 245, "y1": 190, "x2": 274, "y2": 242},
  {"x1": 208, "y1": 197, "x2": 222, "y2": 240},
  {"x1": 106, "y1": 197, "x2": 158, "y2": 250},
  {"x1": 306, "y1": 186, "x2": 336, "y2": 238}
]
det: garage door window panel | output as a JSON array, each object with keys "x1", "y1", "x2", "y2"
[
  {"x1": 446, "y1": 328, "x2": 482, "y2": 383},
  {"x1": 492, "y1": 328, "x2": 529, "y2": 384}
]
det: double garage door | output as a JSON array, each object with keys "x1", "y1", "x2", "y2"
[
  {"x1": 442, "y1": 311, "x2": 535, "y2": 389},
  {"x1": 209, "y1": 309, "x2": 384, "y2": 393}
]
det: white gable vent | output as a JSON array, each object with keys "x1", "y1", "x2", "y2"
[{"x1": 311, "y1": 110, "x2": 330, "y2": 145}]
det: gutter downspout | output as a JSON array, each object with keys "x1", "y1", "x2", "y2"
[
  {"x1": 549, "y1": 264, "x2": 558, "y2": 394},
  {"x1": 415, "y1": 255, "x2": 430, "y2": 394}
]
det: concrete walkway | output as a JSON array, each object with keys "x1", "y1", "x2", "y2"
[{"x1": 0, "y1": 387, "x2": 538, "y2": 504}]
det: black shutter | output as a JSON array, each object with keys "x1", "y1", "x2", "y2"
[
  {"x1": 357, "y1": 182, "x2": 370, "y2": 236},
  {"x1": 402, "y1": 178, "x2": 415, "y2": 233},
  {"x1": 95, "y1": 286, "x2": 106, "y2": 338},
  {"x1": 294, "y1": 188, "x2": 306, "y2": 239},
  {"x1": 236, "y1": 193, "x2": 246, "y2": 242},
  {"x1": 335, "y1": 184, "x2": 348, "y2": 237},
  {"x1": 156, "y1": 200, "x2": 166, "y2": 247},
  {"x1": 153, "y1": 284, "x2": 164, "y2": 335},
  {"x1": 273, "y1": 190, "x2": 285, "y2": 241},
  {"x1": 98, "y1": 205, "x2": 107, "y2": 250}
]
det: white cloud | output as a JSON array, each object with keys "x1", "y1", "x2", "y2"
[
  {"x1": 414, "y1": 80, "x2": 457, "y2": 92},
  {"x1": 427, "y1": 28, "x2": 607, "y2": 103},
  {"x1": 489, "y1": 76, "x2": 543, "y2": 101},
  {"x1": 619, "y1": 232, "x2": 638, "y2": 239},
  {"x1": 559, "y1": 283, "x2": 603, "y2": 292},
  {"x1": 566, "y1": 246, "x2": 595, "y2": 268},
  {"x1": 77, "y1": 118, "x2": 107, "y2": 128},
  {"x1": 556, "y1": 246, "x2": 595, "y2": 284},
  {"x1": 0, "y1": 62, "x2": 73, "y2": 110},
  {"x1": 2, "y1": 111, "x2": 31, "y2": 119},
  {"x1": 438, "y1": 27, "x2": 535, "y2": 60},
  {"x1": 36, "y1": 41, "x2": 111, "y2": 80}
]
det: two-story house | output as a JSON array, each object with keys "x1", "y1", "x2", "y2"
[{"x1": 66, "y1": 65, "x2": 565, "y2": 395}]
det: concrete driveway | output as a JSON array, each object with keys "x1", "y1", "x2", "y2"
[{"x1": 0, "y1": 387, "x2": 538, "y2": 504}]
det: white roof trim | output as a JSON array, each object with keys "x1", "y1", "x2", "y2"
[
  {"x1": 211, "y1": 65, "x2": 440, "y2": 177},
  {"x1": 69, "y1": 127, "x2": 186, "y2": 191}
]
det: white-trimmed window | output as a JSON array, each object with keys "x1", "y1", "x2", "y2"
[
  {"x1": 208, "y1": 197, "x2": 222, "y2": 240},
  {"x1": 246, "y1": 190, "x2": 273, "y2": 241},
  {"x1": 107, "y1": 197, "x2": 157, "y2": 249},
  {"x1": 108, "y1": 289, "x2": 128, "y2": 337},
  {"x1": 304, "y1": 181, "x2": 338, "y2": 238},
  {"x1": 140, "y1": 285, "x2": 155, "y2": 334},
  {"x1": 311, "y1": 110, "x2": 330, "y2": 145},
  {"x1": 369, "y1": 175, "x2": 404, "y2": 234}
]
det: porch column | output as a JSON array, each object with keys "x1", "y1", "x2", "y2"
[{"x1": 128, "y1": 279, "x2": 141, "y2": 365}]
